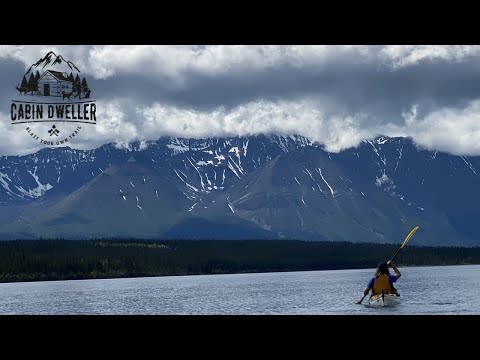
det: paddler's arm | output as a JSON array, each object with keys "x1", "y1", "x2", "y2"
[
  {"x1": 387, "y1": 260, "x2": 401, "y2": 279},
  {"x1": 363, "y1": 277, "x2": 375, "y2": 295}
]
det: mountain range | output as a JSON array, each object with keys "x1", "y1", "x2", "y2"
[
  {"x1": 24, "y1": 51, "x2": 80, "y2": 77},
  {"x1": 0, "y1": 135, "x2": 479, "y2": 245}
]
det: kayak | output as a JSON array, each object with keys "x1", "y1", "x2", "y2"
[{"x1": 369, "y1": 293, "x2": 400, "y2": 308}]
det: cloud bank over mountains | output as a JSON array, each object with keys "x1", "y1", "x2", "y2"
[{"x1": 1, "y1": 45, "x2": 480, "y2": 156}]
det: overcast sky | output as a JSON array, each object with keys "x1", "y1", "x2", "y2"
[{"x1": 1, "y1": 45, "x2": 480, "y2": 156}]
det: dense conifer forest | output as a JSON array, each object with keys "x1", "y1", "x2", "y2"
[{"x1": 0, "y1": 239, "x2": 479, "y2": 283}]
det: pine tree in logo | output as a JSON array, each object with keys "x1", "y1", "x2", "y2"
[
  {"x1": 81, "y1": 77, "x2": 91, "y2": 98},
  {"x1": 16, "y1": 75, "x2": 28, "y2": 95},
  {"x1": 27, "y1": 73, "x2": 37, "y2": 95}
]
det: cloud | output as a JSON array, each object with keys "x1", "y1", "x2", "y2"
[
  {"x1": 404, "y1": 101, "x2": 480, "y2": 156},
  {"x1": 4, "y1": 45, "x2": 480, "y2": 80},
  {"x1": 379, "y1": 45, "x2": 480, "y2": 69},
  {"x1": 0, "y1": 98, "x2": 370, "y2": 155},
  {"x1": 2, "y1": 45, "x2": 480, "y2": 156},
  {"x1": 0, "y1": 110, "x2": 43, "y2": 156},
  {"x1": 3, "y1": 96, "x2": 480, "y2": 157}
]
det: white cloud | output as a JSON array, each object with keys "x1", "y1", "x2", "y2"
[
  {"x1": 81, "y1": 98, "x2": 376, "y2": 153},
  {"x1": 3, "y1": 96, "x2": 480, "y2": 157},
  {"x1": 3, "y1": 45, "x2": 480, "y2": 157},
  {"x1": 379, "y1": 45, "x2": 480, "y2": 69},
  {"x1": 0, "y1": 110, "x2": 44, "y2": 156},
  {"x1": 125, "y1": 97, "x2": 480, "y2": 156},
  {"x1": 0, "y1": 98, "x2": 371, "y2": 155},
  {"x1": 0, "y1": 45, "x2": 92, "y2": 73},
  {"x1": 404, "y1": 100, "x2": 480, "y2": 156},
  {"x1": 0, "y1": 45, "x2": 369, "y2": 82},
  {"x1": 0, "y1": 45, "x2": 23, "y2": 60},
  {"x1": 4, "y1": 45, "x2": 480, "y2": 81},
  {"x1": 86, "y1": 45, "x2": 346, "y2": 83}
]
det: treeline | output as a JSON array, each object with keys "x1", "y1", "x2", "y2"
[
  {"x1": 17, "y1": 71, "x2": 90, "y2": 97},
  {"x1": 0, "y1": 239, "x2": 479, "y2": 283}
]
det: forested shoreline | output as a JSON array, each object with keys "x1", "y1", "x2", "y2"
[{"x1": 0, "y1": 239, "x2": 479, "y2": 283}]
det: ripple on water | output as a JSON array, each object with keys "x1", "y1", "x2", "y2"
[{"x1": 0, "y1": 265, "x2": 479, "y2": 314}]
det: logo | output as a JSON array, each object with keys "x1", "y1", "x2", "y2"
[{"x1": 10, "y1": 51, "x2": 97, "y2": 146}]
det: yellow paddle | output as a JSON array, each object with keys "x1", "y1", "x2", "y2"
[
  {"x1": 389, "y1": 225, "x2": 419, "y2": 263},
  {"x1": 356, "y1": 225, "x2": 419, "y2": 304}
]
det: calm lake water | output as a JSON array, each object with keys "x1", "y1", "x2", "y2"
[{"x1": 0, "y1": 265, "x2": 478, "y2": 314}]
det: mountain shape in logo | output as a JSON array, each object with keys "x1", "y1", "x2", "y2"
[{"x1": 25, "y1": 51, "x2": 80, "y2": 77}]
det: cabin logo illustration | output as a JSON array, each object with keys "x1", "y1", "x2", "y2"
[{"x1": 10, "y1": 51, "x2": 97, "y2": 146}]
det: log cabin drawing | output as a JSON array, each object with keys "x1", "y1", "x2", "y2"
[{"x1": 37, "y1": 70, "x2": 73, "y2": 97}]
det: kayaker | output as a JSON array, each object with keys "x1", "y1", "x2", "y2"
[{"x1": 362, "y1": 260, "x2": 401, "y2": 297}]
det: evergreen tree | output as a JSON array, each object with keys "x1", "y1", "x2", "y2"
[
  {"x1": 27, "y1": 73, "x2": 37, "y2": 94},
  {"x1": 74, "y1": 74, "x2": 82, "y2": 99},
  {"x1": 20, "y1": 75, "x2": 28, "y2": 90},
  {"x1": 69, "y1": 72, "x2": 74, "y2": 83},
  {"x1": 35, "y1": 71, "x2": 40, "y2": 83},
  {"x1": 81, "y1": 77, "x2": 89, "y2": 93}
]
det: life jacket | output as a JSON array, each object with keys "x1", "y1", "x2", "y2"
[{"x1": 372, "y1": 274, "x2": 392, "y2": 295}]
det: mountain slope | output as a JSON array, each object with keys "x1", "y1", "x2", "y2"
[
  {"x1": 0, "y1": 135, "x2": 479, "y2": 244},
  {"x1": 22, "y1": 155, "x2": 192, "y2": 238}
]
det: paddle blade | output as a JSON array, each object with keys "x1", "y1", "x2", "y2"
[
  {"x1": 401, "y1": 225, "x2": 419, "y2": 248},
  {"x1": 356, "y1": 293, "x2": 367, "y2": 304}
]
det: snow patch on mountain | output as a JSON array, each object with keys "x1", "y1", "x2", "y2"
[{"x1": 375, "y1": 173, "x2": 391, "y2": 187}]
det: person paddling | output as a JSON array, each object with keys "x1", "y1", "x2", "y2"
[
  {"x1": 356, "y1": 226, "x2": 418, "y2": 305},
  {"x1": 362, "y1": 260, "x2": 401, "y2": 299}
]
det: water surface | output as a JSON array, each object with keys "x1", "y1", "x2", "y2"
[{"x1": 0, "y1": 265, "x2": 477, "y2": 314}]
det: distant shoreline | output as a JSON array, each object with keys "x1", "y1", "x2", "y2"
[{"x1": 1, "y1": 239, "x2": 479, "y2": 284}]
